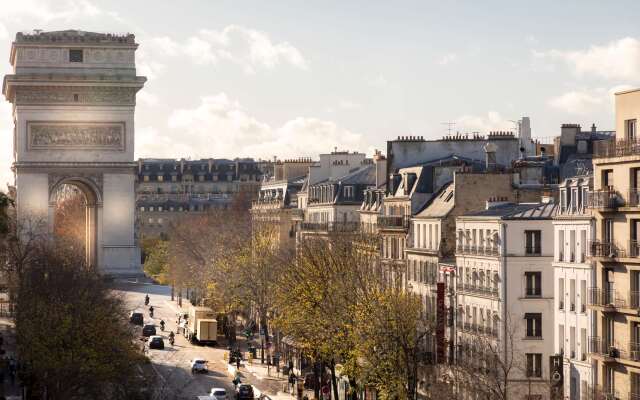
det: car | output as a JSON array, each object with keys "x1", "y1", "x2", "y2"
[
  {"x1": 210, "y1": 388, "x2": 228, "y2": 400},
  {"x1": 236, "y1": 384, "x2": 254, "y2": 400},
  {"x1": 190, "y1": 358, "x2": 208, "y2": 373},
  {"x1": 129, "y1": 311, "x2": 144, "y2": 326},
  {"x1": 148, "y1": 335, "x2": 164, "y2": 350},
  {"x1": 142, "y1": 324, "x2": 156, "y2": 337}
]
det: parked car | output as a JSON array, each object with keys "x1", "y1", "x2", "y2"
[
  {"x1": 129, "y1": 311, "x2": 144, "y2": 326},
  {"x1": 190, "y1": 358, "x2": 208, "y2": 373},
  {"x1": 142, "y1": 324, "x2": 156, "y2": 337},
  {"x1": 148, "y1": 335, "x2": 164, "y2": 350},
  {"x1": 236, "y1": 384, "x2": 254, "y2": 400},
  {"x1": 210, "y1": 388, "x2": 228, "y2": 400}
]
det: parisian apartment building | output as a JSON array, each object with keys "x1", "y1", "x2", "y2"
[
  {"x1": 553, "y1": 175, "x2": 594, "y2": 399},
  {"x1": 587, "y1": 87, "x2": 640, "y2": 399},
  {"x1": 136, "y1": 158, "x2": 272, "y2": 239}
]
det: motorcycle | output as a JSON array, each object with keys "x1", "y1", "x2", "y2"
[
  {"x1": 144, "y1": 295, "x2": 149, "y2": 306},
  {"x1": 169, "y1": 336, "x2": 175, "y2": 346},
  {"x1": 160, "y1": 320, "x2": 165, "y2": 331},
  {"x1": 149, "y1": 306, "x2": 154, "y2": 318}
]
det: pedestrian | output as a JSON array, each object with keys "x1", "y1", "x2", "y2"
[{"x1": 288, "y1": 372, "x2": 297, "y2": 393}]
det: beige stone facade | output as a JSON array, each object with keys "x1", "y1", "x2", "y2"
[{"x1": 588, "y1": 88, "x2": 640, "y2": 398}]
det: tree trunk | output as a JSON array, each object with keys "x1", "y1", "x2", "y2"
[
  {"x1": 330, "y1": 359, "x2": 339, "y2": 400},
  {"x1": 314, "y1": 361, "x2": 321, "y2": 400}
]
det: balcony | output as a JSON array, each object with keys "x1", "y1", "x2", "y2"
[
  {"x1": 458, "y1": 283, "x2": 499, "y2": 298},
  {"x1": 630, "y1": 241, "x2": 640, "y2": 258},
  {"x1": 589, "y1": 336, "x2": 617, "y2": 362},
  {"x1": 626, "y1": 342, "x2": 640, "y2": 362},
  {"x1": 586, "y1": 190, "x2": 619, "y2": 210},
  {"x1": 377, "y1": 215, "x2": 410, "y2": 230},
  {"x1": 594, "y1": 138, "x2": 640, "y2": 159},
  {"x1": 590, "y1": 241, "x2": 625, "y2": 260},
  {"x1": 456, "y1": 245, "x2": 500, "y2": 257},
  {"x1": 299, "y1": 222, "x2": 360, "y2": 233},
  {"x1": 629, "y1": 189, "x2": 640, "y2": 207},
  {"x1": 588, "y1": 287, "x2": 626, "y2": 310}
]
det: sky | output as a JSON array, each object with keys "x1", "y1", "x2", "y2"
[{"x1": 2, "y1": 0, "x2": 640, "y2": 188}]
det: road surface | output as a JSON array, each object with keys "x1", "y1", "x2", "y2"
[{"x1": 114, "y1": 279, "x2": 289, "y2": 400}]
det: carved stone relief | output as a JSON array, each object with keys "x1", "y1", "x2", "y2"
[
  {"x1": 17, "y1": 47, "x2": 133, "y2": 65},
  {"x1": 28, "y1": 122, "x2": 125, "y2": 151},
  {"x1": 15, "y1": 86, "x2": 136, "y2": 105}
]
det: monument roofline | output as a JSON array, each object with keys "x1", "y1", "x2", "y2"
[
  {"x1": 15, "y1": 30, "x2": 136, "y2": 45},
  {"x1": 10, "y1": 30, "x2": 138, "y2": 66}
]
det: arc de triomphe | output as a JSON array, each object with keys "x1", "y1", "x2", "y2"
[{"x1": 2, "y1": 30, "x2": 146, "y2": 276}]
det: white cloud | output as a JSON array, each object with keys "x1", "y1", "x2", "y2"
[
  {"x1": 136, "y1": 91, "x2": 159, "y2": 107},
  {"x1": 337, "y1": 100, "x2": 362, "y2": 110},
  {"x1": 438, "y1": 53, "x2": 457, "y2": 65},
  {"x1": 548, "y1": 90, "x2": 604, "y2": 115},
  {"x1": 455, "y1": 111, "x2": 516, "y2": 133},
  {"x1": 147, "y1": 25, "x2": 308, "y2": 73},
  {"x1": 365, "y1": 73, "x2": 389, "y2": 88},
  {"x1": 536, "y1": 37, "x2": 640, "y2": 81},
  {"x1": 149, "y1": 93, "x2": 365, "y2": 160},
  {"x1": 525, "y1": 35, "x2": 539, "y2": 45}
]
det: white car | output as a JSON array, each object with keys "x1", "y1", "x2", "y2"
[
  {"x1": 191, "y1": 358, "x2": 208, "y2": 373},
  {"x1": 210, "y1": 388, "x2": 228, "y2": 400}
]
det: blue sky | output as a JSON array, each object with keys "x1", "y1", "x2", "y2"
[{"x1": 2, "y1": 0, "x2": 640, "y2": 187}]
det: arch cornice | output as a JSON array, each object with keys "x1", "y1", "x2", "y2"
[{"x1": 48, "y1": 173, "x2": 103, "y2": 206}]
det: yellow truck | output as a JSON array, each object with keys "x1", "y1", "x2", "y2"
[{"x1": 186, "y1": 305, "x2": 218, "y2": 346}]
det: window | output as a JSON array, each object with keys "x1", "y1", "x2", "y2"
[
  {"x1": 627, "y1": 119, "x2": 637, "y2": 142},
  {"x1": 525, "y1": 230, "x2": 541, "y2": 255},
  {"x1": 69, "y1": 49, "x2": 83, "y2": 62},
  {"x1": 526, "y1": 353, "x2": 542, "y2": 377},
  {"x1": 140, "y1": 206, "x2": 145, "y2": 212},
  {"x1": 525, "y1": 313, "x2": 542, "y2": 338},
  {"x1": 569, "y1": 230, "x2": 576, "y2": 262},
  {"x1": 199, "y1": 175, "x2": 205, "y2": 182},
  {"x1": 602, "y1": 169, "x2": 613, "y2": 188},
  {"x1": 570, "y1": 326, "x2": 576, "y2": 358},
  {"x1": 580, "y1": 280, "x2": 586, "y2": 313},
  {"x1": 570, "y1": 279, "x2": 576, "y2": 311},
  {"x1": 143, "y1": 175, "x2": 149, "y2": 182},
  {"x1": 558, "y1": 324, "x2": 564, "y2": 355},
  {"x1": 581, "y1": 328, "x2": 587, "y2": 361},
  {"x1": 157, "y1": 175, "x2": 163, "y2": 182},
  {"x1": 343, "y1": 186, "x2": 353, "y2": 198},
  {"x1": 558, "y1": 230, "x2": 564, "y2": 261},
  {"x1": 580, "y1": 230, "x2": 586, "y2": 262},
  {"x1": 525, "y1": 272, "x2": 541, "y2": 297}
]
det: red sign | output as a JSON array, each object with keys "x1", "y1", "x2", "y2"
[{"x1": 436, "y1": 282, "x2": 446, "y2": 363}]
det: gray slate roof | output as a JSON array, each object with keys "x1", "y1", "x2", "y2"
[{"x1": 464, "y1": 202, "x2": 557, "y2": 219}]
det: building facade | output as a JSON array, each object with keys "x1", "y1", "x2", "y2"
[
  {"x1": 553, "y1": 175, "x2": 595, "y2": 399},
  {"x1": 455, "y1": 201, "x2": 557, "y2": 399},
  {"x1": 136, "y1": 158, "x2": 270, "y2": 238},
  {"x1": 587, "y1": 88, "x2": 640, "y2": 398}
]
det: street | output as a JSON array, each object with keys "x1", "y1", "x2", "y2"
[{"x1": 114, "y1": 280, "x2": 290, "y2": 400}]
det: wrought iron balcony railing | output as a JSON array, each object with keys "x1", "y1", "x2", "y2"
[
  {"x1": 299, "y1": 222, "x2": 360, "y2": 232},
  {"x1": 590, "y1": 241, "x2": 624, "y2": 259},
  {"x1": 377, "y1": 215, "x2": 410, "y2": 230},
  {"x1": 586, "y1": 189, "x2": 619, "y2": 209},
  {"x1": 588, "y1": 287, "x2": 626, "y2": 308},
  {"x1": 594, "y1": 138, "x2": 640, "y2": 158}
]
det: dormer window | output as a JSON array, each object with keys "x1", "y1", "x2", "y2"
[
  {"x1": 344, "y1": 186, "x2": 354, "y2": 198},
  {"x1": 69, "y1": 49, "x2": 83, "y2": 62}
]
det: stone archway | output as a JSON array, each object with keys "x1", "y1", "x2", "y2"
[
  {"x1": 48, "y1": 176, "x2": 102, "y2": 268},
  {"x1": 2, "y1": 30, "x2": 146, "y2": 276}
]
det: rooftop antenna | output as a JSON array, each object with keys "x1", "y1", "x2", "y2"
[
  {"x1": 441, "y1": 122, "x2": 456, "y2": 135},
  {"x1": 508, "y1": 119, "x2": 521, "y2": 136}
]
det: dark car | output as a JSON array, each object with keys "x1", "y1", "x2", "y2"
[
  {"x1": 148, "y1": 336, "x2": 164, "y2": 350},
  {"x1": 236, "y1": 384, "x2": 254, "y2": 400},
  {"x1": 129, "y1": 312, "x2": 144, "y2": 326},
  {"x1": 142, "y1": 324, "x2": 156, "y2": 337}
]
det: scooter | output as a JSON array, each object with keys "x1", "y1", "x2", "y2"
[
  {"x1": 169, "y1": 336, "x2": 175, "y2": 346},
  {"x1": 149, "y1": 306, "x2": 154, "y2": 318},
  {"x1": 160, "y1": 320, "x2": 165, "y2": 331}
]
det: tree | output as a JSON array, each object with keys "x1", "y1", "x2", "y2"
[
  {"x1": 142, "y1": 239, "x2": 170, "y2": 283},
  {"x1": 275, "y1": 232, "x2": 388, "y2": 400},
  {"x1": 14, "y1": 244, "x2": 149, "y2": 399},
  {"x1": 349, "y1": 288, "x2": 433, "y2": 400},
  {"x1": 52, "y1": 184, "x2": 86, "y2": 258}
]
